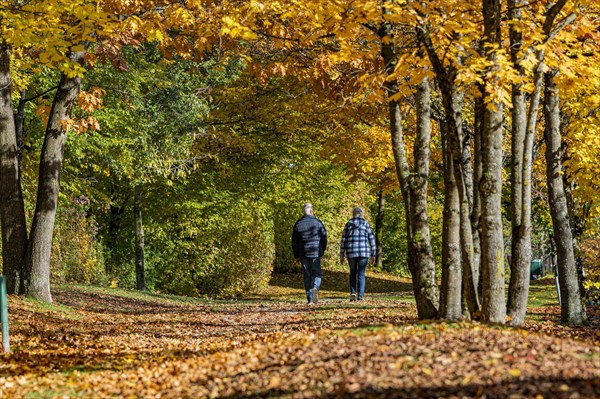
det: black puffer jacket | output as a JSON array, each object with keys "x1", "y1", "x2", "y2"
[{"x1": 292, "y1": 216, "x2": 328, "y2": 258}]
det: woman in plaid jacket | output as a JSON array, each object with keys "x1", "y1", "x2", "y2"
[{"x1": 340, "y1": 207, "x2": 376, "y2": 301}]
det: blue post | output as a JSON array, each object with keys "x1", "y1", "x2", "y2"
[{"x1": 0, "y1": 276, "x2": 9, "y2": 352}]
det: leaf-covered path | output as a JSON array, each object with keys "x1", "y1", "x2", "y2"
[{"x1": 1, "y1": 274, "x2": 599, "y2": 398}]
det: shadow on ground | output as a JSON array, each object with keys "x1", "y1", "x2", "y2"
[
  {"x1": 219, "y1": 376, "x2": 600, "y2": 399},
  {"x1": 268, "y1": 270, "x2": 413, "y2": 294}
]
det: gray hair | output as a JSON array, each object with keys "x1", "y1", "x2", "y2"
[
  {"x1": 353, "y1": 206, "x2": 364, "y2": 218},
  {"x1": 302, "y1": 203, "x2": 313, "y2": 216}
]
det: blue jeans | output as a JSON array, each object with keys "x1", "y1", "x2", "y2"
[
  {"x1": 348, "y1": 257, "x2": 368, "y2": 299},
  {"x1": 301, "y1": 258, "x2": 322, "y2": 302}
]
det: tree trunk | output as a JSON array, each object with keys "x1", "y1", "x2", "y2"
[
  {"x1": 408, "y1": 77, "x2": 439, "y2": 319},
  {"x1": 388, "y1": 88, "x2": 438, "y2": 319},
  {"x1": 26, "y1": 48, "x2": 87, "y2": 302},
  {"x1": 416, "y1": 25, "x2": 478, "y2": 318},
  {"x1": 273, "y1": 204, "x2": 298, "y2": 273},
  {"x1": 506, "y1": 0, "x2": 572, "y2": 326},
  {"x1": 379, "y1": 18, "x2": 439, "y2": 319},
  {"x1": 507, "y1": 0, "x2": 530, "y2": 326},
  {"x1": 14, "y1": 90, "x2": 26, "y2": 185},
  {"x1": 481, "y1": 0, "x2": 506, "y2": 324},
  {"x1": 563, "y1": 179, "x2": 589, "y2": 301},
  {"x1": 472, "y1": 83, "x2": 484, "y2": 302},
  {"x1": 375, "y1": 188, "x2": 385, "y2": 269},
  {"x1": 456, "y1": 96, "x2": 479, "y2": 318},
  {"x1": 440, "y1": 123, "x2": 462, "y2": 320},
  {"x1": 543, "y1": 70, "x2": 585, "y2": 325},
  {"x1": 0, "y1": 45, "x2": 28, "y2": 295},
  {"x1": 134, "y1": 185, "x2": 147, "y2": 291},
  {"x1": 106, "y1": 183, "x2": 126, "y2": 274}
]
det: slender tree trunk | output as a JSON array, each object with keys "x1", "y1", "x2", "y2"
[
  {"x1": 456, "y1": 95, "x2": 479, "y2": 318},
  {"x1": 134, "y1": 185, "x2": 146, "y2": 291},
  {"x1": 440, "y1": 124, "x2": 462, "y2": 320},
  {"x1": 506, "y1": 0, "x2": 573, "y2": 325},
  {"x1": 14, "y1": 90, "x2": 26, "y2": 185},
  {"x1": 380, "y1": 18, "x2": 439, "y2": 318},
  {"x1": 273, "y1": 204, "x2": 298, "y2": 273},
  {"x1": 0, "y1": 45, "x2": 28, "y2": 295},
  {"x1": 507, "y1": 0, "x2": 530, "y2": 326},
  {"x1": 447, "y1": 84, "x2": 478, "y2": 318},
  {"x1": 107, "y1": 203, "x2": 125, "y2": 271},
  {"x1": 472, "y1": 83, "x2": 485, "y2": 308},
  {"x1": 563, "y1": 184, "x2": 588, "y2": 300},
  {"x1": 439, "y1": 82, "x2": 479, "y2": 318},
  {"x1": 375, "y1": 188, "x2": 385, "y2": 269},
  {"x1": 416, "y1": 26, "x2": 478, "y2": 317},
  {"x1": 408, "y1": 77, "x2": 439, "y2": 318},
  {"x1": 387, "y1": 88, "x2": 438, "y2": 319},
  {"x1": 26, "y1": 48, "x2": 87, "y2": 302},
  {"x1": 543, "y1": 70, "x2": 585, "y2": 325},
  {"x1": 106, "y1": 182, "x2": 127, "y2": 275},
  {"x1": 481, "y1": 0, "x2": 506, "y2": 323},
  {"x1": 511, "y1": 47, "x2": 546, "y2": 324}
]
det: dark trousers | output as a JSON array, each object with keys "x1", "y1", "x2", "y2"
[{"x1": 301, "y1": 257, "x2": 322, "y2": 302}]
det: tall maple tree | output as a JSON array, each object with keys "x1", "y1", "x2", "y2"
[{"x1": 1, "y1": 0, "x2": 136, "y2": 300}]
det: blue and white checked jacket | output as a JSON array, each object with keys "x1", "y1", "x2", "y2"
[{"x1": 340, "y1": 217, "x2": 376, "y2": 259}]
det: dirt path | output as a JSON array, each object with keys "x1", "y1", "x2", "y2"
[{"x1": 0, "y1": 283, "x2": 599, "y2": 398}]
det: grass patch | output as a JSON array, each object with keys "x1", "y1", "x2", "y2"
[
  {"x1": 528, "y1": 277, "x2": 560, "y2": 307},
  {"x1": 24, "y1": 388, "x2": 84, "y2": 399},
  {"x1": 21, "y1": 296, "x2": 84, "y2": 321},
  {"x1": 57, "y1": 283, "x2": 207, "y2": 306},
  {"x1": 346, "y1": 324, "x2": 387, "y2": 335}
]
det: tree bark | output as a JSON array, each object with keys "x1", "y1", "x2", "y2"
[
  {"x1": 377, "y1": 17, "x2": 438, "y2": 319},
  {"x1": 416, "y1": 25, "x2": 478, "y2": 318},
  {"x1": 14, "y1": 90, "x2": 26, "y2": 185},
  {"x1": 134, "y1": 185, "x2": 147, "y2": 291},
  {"x1": 440, "y1": 123, "x2": 462, "y2": 320},
  {"x1": 0, "y1": 45, "x2": 28, "y2": 295},
  {"x1": 407, "y1": 77, "x2": 439, "y2": 318},
  {"x1": 457, "y1": 97, "x2": 479, "y2": 318},
  {"x1": 480, "y1": 0, "x2": 506, "y2": 324},
  {"x1": 387, "y1": 85, "x2": 439, "y2": 318},
  {"x1": 507, "y1": 0, "x2": 530, "y2": 326},
  {"x1": 562, "y1": 179, "x2": 588, "y2": 301},
  {"x1": 543, "y1": 70, "x2": 585, "y2": 325},
  {"x1": 26, "y1": 48, "x2": 87, "y2": 302},
  {"x1": 375, "y1": 188, "x2": 385, "y2": 269},
  {"x1": 507, "y1": 0, "x2": 573, "y2": 326},
  {"x1": 472, "y1": 82, "x2": 485, "y2": 305}
]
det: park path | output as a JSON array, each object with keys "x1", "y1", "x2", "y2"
[{"x1": 0, "y1": 283, "x2": 598, "y2": 398}]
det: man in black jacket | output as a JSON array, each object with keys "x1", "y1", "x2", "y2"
[{"x1": 292, "y1": 203, "x2": 327, "y2": 304}]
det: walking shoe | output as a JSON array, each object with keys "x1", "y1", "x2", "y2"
[
  {"x1": 350, "y1": 293, "x2": 357, "y2": 302},
  {"x1": 312, "y1": 288, "x2": 319, "y2": 304}
]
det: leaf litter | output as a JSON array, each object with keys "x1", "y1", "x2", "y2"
[{"x1": 0, "y1": 283, "x2": 599, "y2": 398}]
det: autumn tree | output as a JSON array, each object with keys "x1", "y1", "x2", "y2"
[
  {"x1": 0, "y1": 44, "x2": 28, "y2": 295},
  {"x1": 0, "y1": 0, "x2": 121, "y2": 300},
  {"x1": 506, "y1": 0, "x2": 578, "y2": 326},
  {"x1": 412, "y1": 2, "x2": 481, "y2": 319},
  {"x1": 543, "y1": 69, "x2": 585, "y2": 324},
  {"x1": 0, "y1": 0, "x2": 212, "y2": 299},
  {"x1": 145, "y1": 0, "x2": 600, "y2": 323}
]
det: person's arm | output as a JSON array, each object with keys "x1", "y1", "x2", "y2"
[
  {"x1": 340, "y1": 223, "x2": 347, "y2": 263},
  {"x1": 368, "y1": 224, "x2": 376, "y2": 263},
  {"x1": 320, "y1": 222, "x2": 328, "y2": 253},
  {"x1": 292, "y1": 223, "x2": 300, "y2": 259}
]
